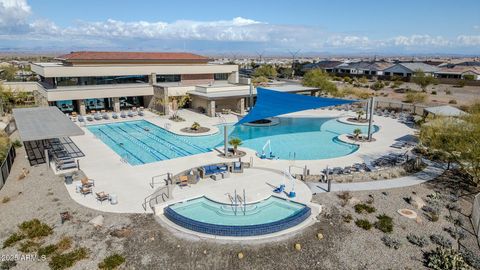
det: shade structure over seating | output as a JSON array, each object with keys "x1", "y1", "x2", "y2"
[{"x1": 235, "y1": 88, "x2": 357, "y2": 125}]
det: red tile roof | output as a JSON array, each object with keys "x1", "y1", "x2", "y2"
[{"x1": 56, "y1": 51, "x2": 210, "y2": 62}]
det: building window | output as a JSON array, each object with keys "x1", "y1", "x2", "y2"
[
  {"x1": 156, "y1": 74, "x2": 181, "y2": 82},
  {"x1": 214, "y1": 73, "x2": 229, "y2": 80},
  {"x1": 56, "y1": 75, "x2": 148, "y2": 86}
]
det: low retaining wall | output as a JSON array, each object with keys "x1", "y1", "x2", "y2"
[
  {"x1": 473, "y1": 193, "x2": 480, "y2": 243},
  {"x1": 0, "y1": 145, "x2": 16, "y2": 191},
  {"x1": 164, "y1": 201, "x2": 311, "y2": 237}
]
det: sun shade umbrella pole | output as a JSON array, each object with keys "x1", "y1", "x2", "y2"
[
  {"x1": 224, "y1": 125, "x2": 228, "y2": 157},
  {"x1": 367, "y1": 97, "x2": 375, "y2": 141}
]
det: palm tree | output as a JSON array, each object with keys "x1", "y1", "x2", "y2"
[
  {"x1": 228, "y1": 137, "x2": 243, "y2": 155},
  {"x1": 191, "y1": 122, "x2": 200, "y2": 131},
  {"x1": 353, "y1": 128, "x2": 362, "y2": 140}
]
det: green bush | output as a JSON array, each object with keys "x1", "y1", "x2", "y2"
[
  {"x1": 426, "y1": 247, "x2": 469, "y2": 270},
  {"x1": 98, "y1": 254, "x2": 126, "y2": 270},
  {"x1": 49, "y1": 247, "x2": 89, "y2": 270},
  {"x1": 12, "y1": 140, "x2": 22, "y2": 148},
  {"x1": 354, "y1": 203, "x2": 376, "y2": 214},
  {"x1": 343, "y1": 76, "x2": 353, "y2": 84},
  {"x1": 18, "y1": 240, "x2": 41, "y2": 253},
  {"x1": 449, "y1": 99, "x2": 457, "y2": 104},
  {"x1": 463, "y1": 74, "x2": 474, "y2": 81},
  {"x1": 374, "y1": 214, "x2": 393, "y2": 233},
  {"x1": 2, "y1": 233, "x2": 25, "y2": 248},
  {"x1": 370, "y1": 81, "x2": 385, "y2": 91},
  {"x1": 355, "y1": 219, "x2": 372, "y2": 230},
  {"x1": 18, "y1": 219, "x2": 52, "y2": 239},
  {"x1": 460, "y1": 248, "x2": 480, "y2": 269},
  {"x1": 37, "y1": 244, "x2": 57, "y2": 257},
  {"x1": 0, "y1": 260, "x2": 17, "y2": 270}
]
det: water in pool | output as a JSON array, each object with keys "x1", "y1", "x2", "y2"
[
  {"x1": 168, "y1": 196, "x2": 306, "y2": 226},
  {"x1": 87, "y1": 118, "x2": 377, "y2": 165}
]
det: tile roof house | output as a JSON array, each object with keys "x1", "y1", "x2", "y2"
[
  {"x1": 383, "y1": 62, "x2": 440, "y2": 77},
  {"x1": 301, "y1": 60, "x2": 344, "y2": 73},
  {"x1": 334, "y1": 61, "x2": 394, "y2": 76},
  {"x1": 435, "y1": 66, "x2": 480, "y2": 80}
]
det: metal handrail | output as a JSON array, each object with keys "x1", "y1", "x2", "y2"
[
  {"x1": 150, "y1": 172, "x2": 171, "y2": 188},
  {"x1": 142, "y1": 186, "x2": 170, "y2": 211}
]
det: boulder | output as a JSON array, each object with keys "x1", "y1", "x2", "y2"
[
  {"x1": 294, "y1": 243, "x2": 302, "y2": 250},
  {"x1": 348, "y1": 197, "x2": 361, "y2": 205},
  {"x1": 237, "y1": 252, "x2": 244, "y2": 259},
  {"x1": 88, "y1": 215, "x2": 104, "y2": 227},
  {"x1": 410, "y1": 195, "x2": 426, "y2": 209}
]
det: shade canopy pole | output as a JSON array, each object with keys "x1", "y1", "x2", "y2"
[
  {"x1": 224, "y1": 125, "x2": 228, "y2": 157},
  {"x1": 367, "y1": 97, "x2": 375, "y2": 141}
]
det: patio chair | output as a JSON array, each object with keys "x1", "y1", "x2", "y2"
[
  {"x1": 120, "y1": 111, "x2": 127, "y2": 118},
  {"x1": 102, "y1": 113, "x2": 109, "y2": 120},
  {"x1": 127, "y1": 110, "x2": 134, "y2": 117},
  {"x1": 80, "y1": 187, "x2": 92, "y2": 196},
  {"x1": 96, "y1": 192, "x2": 110, "y2": 203},
  {"x1": 138, "y1": 110, "x2": 144, "y2": 116},
  {"x1": 78, "y1": 115, "x2": 85, "y2": 122},
  {"x1": 112, "y1": 112, "x2": 118, "y2": 119},
  {"x1": 179, "y1": 175, "x2": 189, "y2": 187},
  {"x1": 94, "y1": 113, "x2": 102, "y2": 120},
  {"x1": 81, "y1": 177, "x2": 95, "y2": 188},
  {"x1": 86, "y1": 115, "x2": 93, "y2": 121}
]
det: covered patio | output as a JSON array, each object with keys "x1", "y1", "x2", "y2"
[{"x1": 12, "y1": 107, "x2": 85, "y2": 168}]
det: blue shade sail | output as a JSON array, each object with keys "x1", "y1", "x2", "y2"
[{"x1": 236, "y1": 88, "x2": 357, "y2": 125}]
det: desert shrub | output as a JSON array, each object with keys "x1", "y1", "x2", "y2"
[
  {"x1": 456, "y1": 80, "x2": 466, "y2": 88},
  {"x1": 18, "y1": 219, "x2": 52, "y2": 239},
  {"x1": 446, "y1": 203, "x2": 461, "y2": 212},
  {"x1": 393, "y1": 80, "x2": 403, "y2": 88},
  {"x1": 444, "y1": 227, "x2": 466, "y2": 240},
  {"x1": 355, "y1": 219, "x2": 372, "y2": 230},
  {"x1": 404, "y1": 92, "x2": 427, "y2": 104},
  {"x1": 445, "y1": 89, "x2": 452, "y2": 95},
  {"x1": 445, "y1": 215, "x2": 464, "y2": 227},
  {"x1": 460, "y1": 248, "x2": 480, "y2": 269},
  {"x1": 55, "y1": 236, "x2": 72, "y2": 253},
  {"x1": 449, "y1": 99, "x2": 458, "y2": 104},
  {"x1": 18, "y1": 240, "x2": 41, "y2": 253},
  {"x1": 12, "y1": 140, "x2": 22, "y2": 148},
  {"x1": 342, "y1": 213, "x2": 353, "y2": 223},
  {"x1": 49, "y1": 247, "x2": 89, "y2": 270},
  {"x1": 431, "y1": 90, "x2": 437, "y2": 95},
  {"x1": 370, "y1": 81, "x2": 385, "y2": 91},
  {"x1": 407, "y1": 234, "x2": 429, "y2": 247},
  {"x1": 0, "y1": 260, "x2": 17, "y2": 270},
  {"x1": 332, "y1": 76, "x2": 342, "y2": 81},
  {"x1": 381, "y1": 235, "x2": 401, "y2": 249},
  {"x1": 98, "y1": 254, "x2": 126, "y2": 270},
  {"x1": 343, "y1": 76, "x2": 353, "y2": 84},
  {"x1": 337, "y1": 191, "x2": 352, "y2": 207},
  {"x1": 354, "y1": 203, "x2": 376, "y2": 214},
  {"x1": 2, "y1": 197, "x2": 10, "y2": 204},
  {"x1": 430, "y1": 234, "x2": 452, "y2": 248},
  {"x1": 426, "y1": 247, "x2": 469, "y2": 270},
  {"x1": 375, "y1": 214, "x2": 393, "y2": 233},
  {"x1": 37, "y1": 244, "x2": 57, "y2": 257},
  {"x1": 2, "y1": 233, "x2": 25, "y2": 248}
]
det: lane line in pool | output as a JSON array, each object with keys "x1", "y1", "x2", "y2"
[
  {"x1": 96, "y1": 128, "x2": 145, "y2": 164},
  {"x1": 104, "y1": 124, "x2": 168, "y2": 160}
]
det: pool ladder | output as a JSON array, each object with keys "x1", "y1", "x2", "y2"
[{"x1": 227, "y1": 189, "x2": 246, "y2": 216}]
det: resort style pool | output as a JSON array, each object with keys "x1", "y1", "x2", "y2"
[
  {"x1": 87, "y1": 118, "x2": 377, "y2": 165},
  {"x1": 164, "y1": 196, "x2": 311, "y2": 236}
]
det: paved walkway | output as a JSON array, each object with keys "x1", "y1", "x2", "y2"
[{"x1": 307, "y1": 161, "x2": 446, "y2": 193}]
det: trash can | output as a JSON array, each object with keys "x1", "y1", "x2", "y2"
[
  {"x1": 64, "y1": 174, "x2": 73, "y2": 185},
  {"x1": 109, "y1": 194, "x2": 118, "y2": 205}
]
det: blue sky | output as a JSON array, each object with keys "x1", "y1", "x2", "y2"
[{"x1": 1, "y1": 0, "x2": 479, "y2": 55}]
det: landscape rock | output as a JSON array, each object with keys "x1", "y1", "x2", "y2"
[
  {"x1": 294, "y1": 243, "x2": 302, "y2": 250},
  {"x1": 89, "y1": 215, "x2": 104, "y2": 227},
  {"x1": 410, "y1": 195, "x2": 426, "y2": 209}
]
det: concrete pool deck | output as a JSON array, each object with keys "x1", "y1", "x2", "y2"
[{"x1": 66, "y1": 108, "x2": 416, "y2": 214}]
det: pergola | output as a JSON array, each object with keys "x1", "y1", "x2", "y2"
[{"x1": 12, "y1": 107, "x2": 85, "y2": 165}]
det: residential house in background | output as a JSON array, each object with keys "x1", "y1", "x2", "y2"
[
  {"x1": 301, "y1": 60, "x2": 343, "y2": 73},
  {"x1": 435, "y1": 66, "x2": 480, "y2": 80},
  {"x1": 383, "y1": 62, "x2": 439, "y2": 77}
]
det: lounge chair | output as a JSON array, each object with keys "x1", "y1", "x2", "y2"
[
  {"x1": 94, "y1": 113, "x2": 102, "y2": 120},
  {"x1": 80, "y1": 187, "x2": 92, "y2": 196},
  {"x1": 120, "y1": 111, "x2": 127, "y2": 118},
  {"x1": 273, "y1": 184, "x2": 285, "y2": 193},
  {"x1": 96, "y1": 192, "x2": 109, "y2": 203},
  {"x1": 81, "y1": 177, "x2": 95, "y2": 188},
  {"x1": 112, "y1": 112, "x2": 118, "y2": 119},
  {"x1": 127, "y1": 110, "x2": 134, "y2": 117},
  {"x1": 138, "y1": 110, "x2": 144, "y2": 116},
  {"x1": 179, "y1": 175, "x2": 189, "y2": 187},
  {"x1": 86, "y1": 115, "x2": 93, "y2": 121}
]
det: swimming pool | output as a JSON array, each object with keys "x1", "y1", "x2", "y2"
[
  {"x1": 87, "y1": 118, "x2": 378, "y2": 165},
  {"x1": 164, "y1": 196, "x2": 311, "y2": 236}
]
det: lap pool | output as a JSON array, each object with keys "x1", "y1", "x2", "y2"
[
  {"x1": 164, "y1": 196, "x2": 311, "y2": 236},
  {"x1": 87, "y1": 118, "x2": 377, "y2": 165}
]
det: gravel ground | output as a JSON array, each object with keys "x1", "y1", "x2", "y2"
[{"x1": 0, "y1": 144, "x2": 479, "y2": 270}]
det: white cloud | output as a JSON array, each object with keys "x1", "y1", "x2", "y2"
[
  {"x1": 0, "y1": 0, "x2": 479, "y2": 53},
  {"x1": 0, "y1": 0, "x2": 31, "y2": 33}
]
